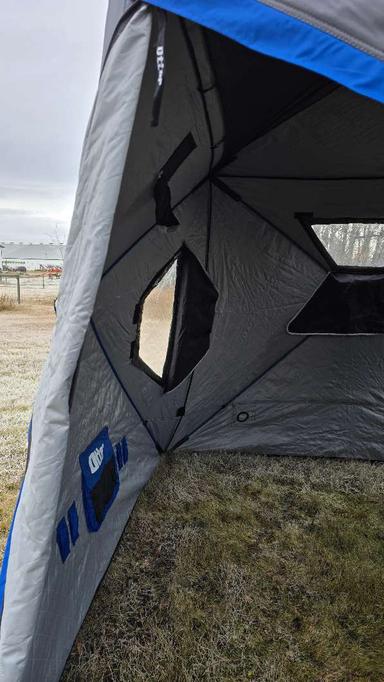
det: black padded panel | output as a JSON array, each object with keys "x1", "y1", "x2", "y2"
[{"x1": 288, "y1": 272, "x2": 384, "y2": 334}]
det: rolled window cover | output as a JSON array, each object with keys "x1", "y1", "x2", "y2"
[{"x1": 288, "y1": 272, "x2": 384, "y2": 335}]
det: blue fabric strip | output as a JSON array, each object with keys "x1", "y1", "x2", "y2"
[
  {"x1": 147, "y1": 0, "x2": 384, "y2": 104},
  {"x1": 56, "y1": 517, "x2": 71, "y2": 563},
  {"x1": 0, "y1": 481, "x2": 24, "y2": 617},
  {"x1": 67, "y1": 502, "x2": 79, "y2": 546},
  {"x1": 122, "y1": 437, "x2": 129, "y2": 465}
]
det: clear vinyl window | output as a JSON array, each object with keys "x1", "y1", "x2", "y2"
[
  {"x1": 311, "y1": 222, "x2": 384, "y2": 268},
  {"x1": 138, "y1": 259, "x2": 177, "y2": 380}
]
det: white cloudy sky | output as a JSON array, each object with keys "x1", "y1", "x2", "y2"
[{"x1": 0, "y1": 0, "x2": 108, "y2": 243}]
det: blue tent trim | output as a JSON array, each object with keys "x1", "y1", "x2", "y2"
[
  {"x1": 148, "y1": 0, "x2": 384, "y2": 105},
  {"x1": 0, "y1": 418, "x2": 31, "y2": 616},
  {"x1": 0, "y1": 480, "x2": 24, "y2": 617}
]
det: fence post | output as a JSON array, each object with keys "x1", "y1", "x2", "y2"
[{"x1": 16, "y1": 275, "x2": 21, "y2": 304}]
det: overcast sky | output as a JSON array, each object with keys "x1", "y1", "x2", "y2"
[{"x1": 0, "y1": 0, "x2": 108, "y2": 244}]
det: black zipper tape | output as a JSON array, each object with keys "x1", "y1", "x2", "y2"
[{"x1": 154, "y1": 132, "x2": 197, "y2": 226}]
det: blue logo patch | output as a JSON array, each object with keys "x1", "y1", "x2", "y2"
[{"x1": 79, "y1": 427, "x2": 119, "y2": 532}]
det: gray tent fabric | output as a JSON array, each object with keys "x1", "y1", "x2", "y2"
[
  {"x1": 260, "y1": 0, "x2": 384, "y2": 60},
  {"x1": 0, "y1": 6, "x2": 153, "y2": 680},
  {"x1": 102, "y1": 0, "x2": 134, "y2": 61},
  {"x1": 1, "y1": 2, "x2": 384, "y2": 680}
]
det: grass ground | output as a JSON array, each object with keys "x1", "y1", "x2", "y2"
[
  {"x1": 1, "y1": 301, "x2": 384, "y2": 681},
  {"x1": 0, "y1": 298, "x2": 56, "y2": 554},
  {"x1": 62, "y1": 453, "x2": 384, "y2": 682}
]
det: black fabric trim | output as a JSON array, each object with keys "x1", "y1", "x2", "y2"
[
  {"x1": 161, "y1": 252, "x2": 184, "y2": 386},
  {"x1": 171, "y1": 338, "x2": 308, "y2": 450},
  {"x1": 213, "y1": 177, "x2": 241, "y2": 201},
  {"x1": 69, "y1": 341, "x2": 88, "y2": 412},
  {"x1": 159, "y1": 133, "x2": 197, "y2": 181},
  {"x1": 205, "y1": 181, "x2": 213, "y2": 271},
  {"x1": 179, "y1": 19, "x2": 217, "y2": 274},
  {"x1": 129, "y1": 340, "x2": 136, "y2": 360},
  {"x1": 132, "y1": 304, "x2": 141, "y2": 325},
  {"x1": 101, "y1": 2, "x2": 141, "y2": 74},
  {"x1": 102, "y1": 173, "x2": 210, "y2": 279},
  {"x1": 90, "y1": 319, "x2": 163, "y2": 453},
  {"x1": 288, "y1": 272, "x2": 384, "y2": 335},
  {"x1": 154, "y1": 132, "x2": 197, "y2": 226},
  {"x1": 211, "y1": 137, "x2": 225, "y2": 150},
  {"x1": 165, "y1": 370, "x2": 194, "y2": 450},
  {"x1": 198, "y1": 83, "x2": 216, "y2": 94},
  {"x1": 68, "y1": 360, "x2": 80, "y2": 412},
  {"x1": 151, "y1": 9, "x2": 167, "y2": 127},
  {"x1": 180, "y1": 20, "x2": 215, "y2": 155}
]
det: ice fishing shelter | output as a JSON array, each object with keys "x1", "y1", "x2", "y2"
[{"x1": 2, "y1": 1, "x2": 384, "y2": 679}]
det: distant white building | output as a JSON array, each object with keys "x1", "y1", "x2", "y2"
[{"x1": 0, "y1": 242, "x2": 65, "y2": 270}]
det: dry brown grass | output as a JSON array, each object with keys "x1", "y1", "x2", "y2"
[
  {"x1": 0, "y1": 301, "x2": 55, "y2": 555},
  {"x1": 1, "y1": 301, "x2": 384, "y2": 681},
  {"x1": 0, "y1": 293, "x2": 15, "y2": 311},
  {"x1": 0, "y1": 275, "x2": 59, "y2": 305}
]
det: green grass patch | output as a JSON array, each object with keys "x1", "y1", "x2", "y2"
[{"x1": 63, "y1": 452, "x2": 384, "y2": 681}]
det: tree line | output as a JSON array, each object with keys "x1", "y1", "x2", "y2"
[{"x1": 313, "y1": 222, "x2": 384, "y2": 266}]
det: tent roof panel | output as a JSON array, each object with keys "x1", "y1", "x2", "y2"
[
  {"x1": 261, "y1": 0, "x2": 384, "y2": 60},
  {"x1": 145, "y1": 0, "x2": 384, "y2": 104}
]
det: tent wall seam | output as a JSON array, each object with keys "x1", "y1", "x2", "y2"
[
  {"x1": 102, "y1": 173, "x2": 210, "y2": 279},
  {"x1": 213, "y1": 177, "x2": 329, "y2": 272},
  {"x1": 164, "y1": 19, "x2": 219, "y2": 445},
  {"x1": 172, "y1": 337, "x2": 309, "y2": 449},
  {"x1": 164, "y1": 371, "x2": 194, "y2": 450},
  {"x1": 90, "y1": 318, "x2": 163, "y2": 453},
  {"x1": 179, "y1": 18, "x2": 217, "y2": 272}
]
